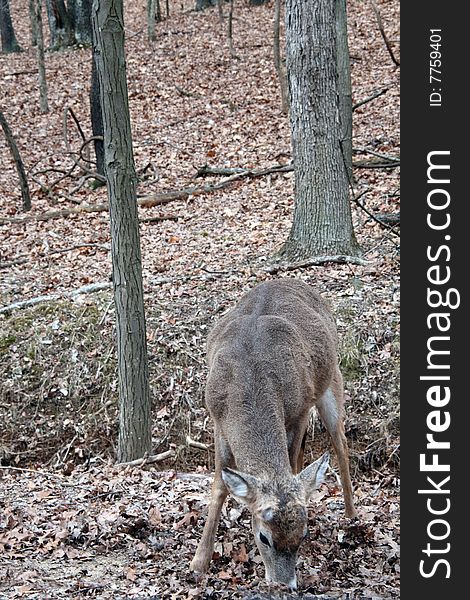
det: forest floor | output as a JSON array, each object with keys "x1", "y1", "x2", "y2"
[{"x1": 0, "y1": 1, "x2": 399, "y2": 598}]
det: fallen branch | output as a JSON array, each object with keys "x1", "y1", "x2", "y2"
[
  {"x1": 353, "y1": 146, "x2": 399, "y2": 163},
  {"x1": 352, "y1": 87, "x2": 389, "y2": 110},
  {"x1": 263, "y1": 255, "x2": 368, "y2": 275},
  {"x1": 353, "y1": 159, "x2": 399, "y2": 169},
  {"x1": 115, "y1": 449, "x2": 174, "y2": 469},
  {"x1": 139, "y1": 214, "x2": 179, "y2": 223},
  {"x1": 375, "y1": 212, "x2": 400, "y2": 226},
  {"x1": 186, "y1": 436, "x2": 210, "y2": 451},
  {"x1": 0, "y1": 281, "x2": 112, "y2": 314},
  {"x1": 194, "y1": 163, "x2": 293, "y2": 179}
]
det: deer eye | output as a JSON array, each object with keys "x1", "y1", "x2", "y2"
[{"x1": 259, "y1": 532, "x2": 271, "y2": 547}]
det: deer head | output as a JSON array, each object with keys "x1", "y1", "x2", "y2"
[{"x1": 221, "y1": 452, "x2": 330, "y2": 589}]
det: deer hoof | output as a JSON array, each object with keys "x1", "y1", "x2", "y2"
[{"x1": 190, "y1": 555, "x2": 210, "y2": 574}]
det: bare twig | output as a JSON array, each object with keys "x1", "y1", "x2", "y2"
[
  {"x1": 369, "y1": 0, "x2": 400, "y2": 66},
  {"x1": 0, "y1": 465, "x2": 77, "y2": 486},
  {"x1": 353, "y1": 147, "x2": 399, "y2": 163},
  {"x1": 352, "y1": 88, "x2": 389, "y2": 110}
]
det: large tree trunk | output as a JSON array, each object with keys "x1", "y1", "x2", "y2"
[
  {"x1": 279, "y1": 0, "x2": 359, "y2": 262},
  {"x1": 45, "y1": 0, "x2": 74, "y2": 49},
  {"x1": 69, "y1": 0, "x2": 92, "y2": 46},
  {"x1": 0, "y1": 0, "x2": 22, "y2": 53},
  {"x1": 335, "y1": 0, "x2": 353, "y2": 184},
  {"x1": 92, "y1": 0, "x2": 152, "y2": 463}
]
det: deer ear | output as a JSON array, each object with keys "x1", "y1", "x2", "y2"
[
  {"x1": 221, "y1": 468, "x2": 259, "y2": 504},
  {"x1": 297, "y1": 451, "x2": 329, "y2": 499}
]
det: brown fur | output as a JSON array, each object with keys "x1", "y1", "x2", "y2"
[{"x1": 190, "y1": 279, "x2": 356, "y2": 588}]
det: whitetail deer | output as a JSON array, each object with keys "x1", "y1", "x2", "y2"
[{"x1": 190, "y1": 279, "x2": 356, "y2": 589}]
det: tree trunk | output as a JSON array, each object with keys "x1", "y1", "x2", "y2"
[
  {"x1": 335, "y1": 0, "x2": 353, "y2": 184},
  {"x1": 69, "y1": 0, "x2": 92, "y2": 46},
  {"x1": 35, "y1": 0, "x2": 49, "y2": 113},
  {"x1": 273, "y1": 0, "x2": 288, "y2": 113},
  {"x1": 0, "y1": 0, "x2": 22, "y2": 53},
  {"x1": 45, "y1": 0, "x2": 74, "y2": 49},
  {"x1": 195, "y1": 0, "x2": 216, "y2": 11},
  {"x1": 90, "y1": 46, "x2": 104, "y2": 176},
  {"x1": 279, "y1": 0, "x2": 359, "y2": 262},
  {"x1": 249, "y1": 0, "x2": 268, "y2": 5},
  {"x1": 0, "y1": 110, "x2": 32, "y2": 211},
  {"x1": 29, "y1": 0, "x2": 38, "y2": 45},
  {"x1": 92, "y1": 0, "x2": 152, "y2": 463},
  {"x1": 227, "y1": 0, "x2": 234, "y2": 57},
  {"x1": 147, "y1": 0, "x2": 156, "y2": 41}
]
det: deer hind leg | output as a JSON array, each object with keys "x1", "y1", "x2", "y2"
[
  {"x1": 190, "y1": 432, "x2": 229, "y2": 573},
  {"x1": 316, "y1": 373, "x2": 357, "y2": 518},
  {"x1": 296, "y1": 431, "x2": 308, "y2": 474}
]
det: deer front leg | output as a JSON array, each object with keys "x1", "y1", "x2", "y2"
[
  {"x1": 190, "y1": 432, "x2": 230, "y2": 573},
  {"x1": 190, "y1": 472, "x2": 228, "y2": 572}
]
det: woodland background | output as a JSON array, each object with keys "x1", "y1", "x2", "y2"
[{"x1": 0, "y1": 1, "x2": 399, "y2": 598}]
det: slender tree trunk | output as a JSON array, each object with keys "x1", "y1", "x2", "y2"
[
  {"x1": 278, "y1": 0, "x2": 359, "y2": 262},
  {"x1": 29, "y1": 0, "x2": 38, "y2": 46},
  {"x1": 0, "y1": 0, "x2": 22, "y2": 53},
  {"x1": 335, "y1": 0, "x2": 353, "y2": 184},
  {"x1": 147, "y1": 0, "x2": 156, "y2": 41},
  {"x1": 273, "y1": 0, "x2": 288, "y2": 113},
  {"x1": 0, "y1": 111, "x2": 32, "y2": 211},
  {"x1": 92, "y1": 0, "x2": 152, "y2": 463},
  {"x1": 227, "y1": 0, "x2": 235, "y2": 57},
  {"x1": 217, "y1": 0, "x2": 223, "y2": 21},
  {"x1": 90, "y1": 47, "x2": 104, "y2": 176},
  {"x1": 35, "y1": 0, "x2": 49, "y2": 114}
]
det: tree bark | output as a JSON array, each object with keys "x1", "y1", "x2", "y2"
[
  {"x1": 69, "y1": 0, "x2": 92, "y2": 46},
  {"x1": 0, "y1": 110, "x2": 32, "y2": 211},
  {"x1": 35, "y1": 0, "x2": 49, "y2": 113},
  {"x1": 273, "y1": 0, "x2": 288, "y2": 113},
  {"x1": 29, "y1": 0, "x2": 38, "y2": 45},
  {"x1": 45, "y1": 0, "x2": 74, "y2": 49},
  {"x1": 195, "y1": 0, "x2": 216, "y2": 11},
  {"x1": 278, "y1": 0, "x2": 359, "y2": 262},
  {"x1": 90, "y1": 46, "x2": 105, "y2": 176},
  {"x1": 0, "y1": 0, "x2": 22, "y2": 53},
  {"x1": 92, "y1": 0, "x2": 152, "y2": 463},
  {"x1": 147, "y1": 0, "x2": 156, "y2": 40},
  {"x1": 335, "y1": 0, "x2": 353, "y2": 184}
]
